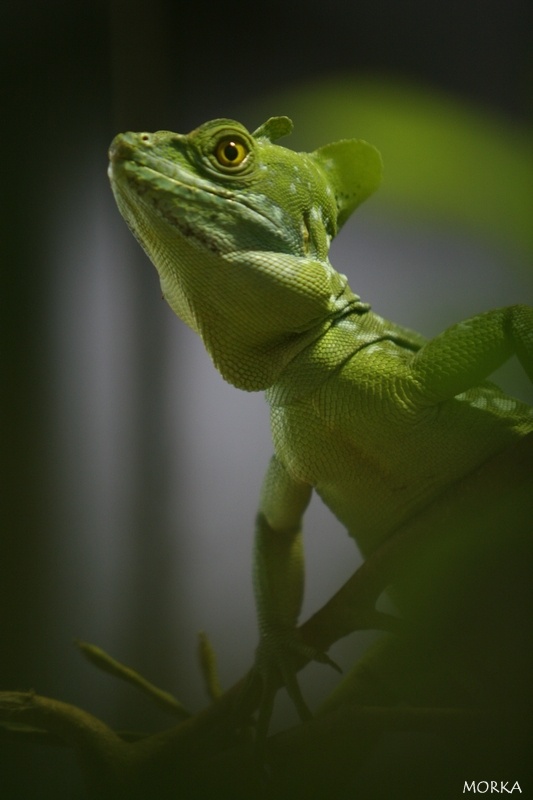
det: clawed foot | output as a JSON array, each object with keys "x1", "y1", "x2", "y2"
[{"x1": 236, "y1": 628, "x2": 341, "y2": 756}]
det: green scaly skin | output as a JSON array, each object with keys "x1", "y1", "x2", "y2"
[{"x1": 108, "y1": 116, "x2": 533, "y2": 741}]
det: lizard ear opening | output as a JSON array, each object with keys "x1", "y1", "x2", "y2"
[
  {"x1": 252, "y1": 116, "x2": 294, "y2": 142},
  {"x1": 312, "y1": 139, "x2": 383, "y2": 229}
]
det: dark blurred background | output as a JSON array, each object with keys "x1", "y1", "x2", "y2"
[{"x1": 1, "y1": 0, "x2": 532, "y2": 796}]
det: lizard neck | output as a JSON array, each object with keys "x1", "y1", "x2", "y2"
[
  {"x1": 266, "y1": 299, "x2": 384, "y2": 406},
  {"x1": 196, "y1": 258, "x2": 370, "y2": 393}
]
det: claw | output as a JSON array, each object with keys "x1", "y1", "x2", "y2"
[
  {"x1": 314, "y1": 650, "x2": 343, "y2": 674},
  {"x1": 255, "y1": 677, "x2": 277, "y2": 756},
  {"x1": 281, "y1": 664, "x2": 313, "y2": 722}
]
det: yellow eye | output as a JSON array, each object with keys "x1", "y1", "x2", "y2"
[{"x1": 214, "y1": 137, "x2": 248, "y2": 168}]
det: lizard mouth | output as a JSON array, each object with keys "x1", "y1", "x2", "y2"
[
  {"x1": 109, "y1": 132, "x2": 244, "y2": 204},
  {"x1": 108, "y1": 133, "x2": 134, "y2": 164}
]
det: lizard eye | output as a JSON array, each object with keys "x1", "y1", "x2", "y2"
[{"x1": 214, "y1": 137, "x2": 249, "y2": 169}]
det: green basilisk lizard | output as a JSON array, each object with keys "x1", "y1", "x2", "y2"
[{"x1": 108, "y1": 115, "x2": 533, "y2": 742}]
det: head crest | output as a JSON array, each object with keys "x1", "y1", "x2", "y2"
[
  {"x1": 312, "y1": 139, "x2": 383, "y2": 228},
  {"x1": 252, "y1": 116, "x2": 294, "y2": 142}
]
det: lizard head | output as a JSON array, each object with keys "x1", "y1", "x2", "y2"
[{"x1": 108, "y1": 117, "x2": 382, "y2": 389}]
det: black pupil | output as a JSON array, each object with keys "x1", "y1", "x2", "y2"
[{"x1": 224, "y1": 142, "x2": 239, "y2": 162}]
